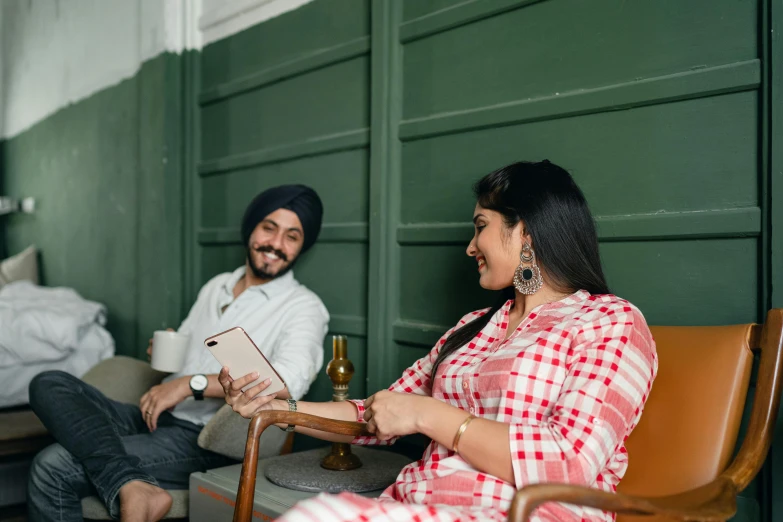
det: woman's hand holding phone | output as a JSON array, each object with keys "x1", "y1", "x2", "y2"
[{"x1": 218, "y1": 366, "x2": 288, "y2": 418}]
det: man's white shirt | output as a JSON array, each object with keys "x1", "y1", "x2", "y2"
[{"x1": 164, "y1": 266, "x2": 329, "y2": 426}]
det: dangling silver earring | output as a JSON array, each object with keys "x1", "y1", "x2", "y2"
[{"x1": 513, "y1": 242, "x2": 543, "y2": 295}]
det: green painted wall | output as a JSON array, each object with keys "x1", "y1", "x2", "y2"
[
  {"x1": 193, "y1": 0, "x2": 781, "y2": 518},
  {"x1": 0, "y1": 0, "x2": 780, "y2": 518},
  {"x1": 0, "y1": 53, "x2": 185, "y2": 358}
]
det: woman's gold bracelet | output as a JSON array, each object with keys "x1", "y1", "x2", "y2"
[{"x1": 452, "y1": 414, "x2": 476, "y2": 455}]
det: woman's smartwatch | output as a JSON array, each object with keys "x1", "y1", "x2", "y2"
[{"x1": 189, "y1": 374, "x2": 208, "y2": 401}]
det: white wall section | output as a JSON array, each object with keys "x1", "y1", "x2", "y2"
[
  {"x1": 0, "y1": 0, "x2": 307, "y2": 139},
  {"x1": 160, "y1": 0, "x2": 203, "y2": 56},
  {"x1": 199, "y1": 0, "x2": 313, "y2": 46},
  {"x1": 0, "y1": 6, "x2": 6, "y2": 138},
  {"x1": 1, "y1": 0, "x2": 148, "y2": 139}
]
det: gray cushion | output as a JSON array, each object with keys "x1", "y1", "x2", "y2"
[
  {"x1": 0, "y1": 245, "x2": 39, "y2": 287},
  {"x1": 198, "y1": 403, "x2": 287, "y2": 461},
  {"x1": 82, "y1": 355, "x2": 168, "y2": 405},
  {"x1": 81, "y1": 490, "x2": 188, "y2": 520}
]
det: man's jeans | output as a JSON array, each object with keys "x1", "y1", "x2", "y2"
[{"x1": 27, "y1": 370, "x2": 234, "y2": 521}]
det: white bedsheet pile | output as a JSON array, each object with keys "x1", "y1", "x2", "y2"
[{"x1": 0, "y1": 281, "x2": 115, "y2": 407}]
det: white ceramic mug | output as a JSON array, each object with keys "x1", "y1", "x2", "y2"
[{"x1": 150, "y1": 330, "x2": 190, "y2": 372}]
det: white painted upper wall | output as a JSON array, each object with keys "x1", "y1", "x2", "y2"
[
  {"x1": 0, "y1": 0, "x2": 173, "y2": 138},
  {"x1": 0, "y1": 0, "x2": 312, "y2": 139},
  {"x1": 199, "y1": 0, "x2": 313, "y2": 46},
  {"x1": 0, "y1": 6, "x2": 6, "y2": 138}
]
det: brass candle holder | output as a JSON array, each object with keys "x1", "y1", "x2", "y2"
[{"x1": 320, "y1": 335, "x2": 362, "y2": 471}]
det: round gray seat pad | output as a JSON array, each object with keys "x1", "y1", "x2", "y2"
[{"x1": 264, "y1": 446, "x2": 412, "y2": 494}]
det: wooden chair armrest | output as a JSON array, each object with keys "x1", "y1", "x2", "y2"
[
  {"x1": 233, "y1": 410, "x2": 371, "y2": 522},
  {"x1": 508, "y1": 477, "x2": 737, "y2": 522},
  {"x1": 248, "y1": 410, "x2": 371, "y2": 437}
]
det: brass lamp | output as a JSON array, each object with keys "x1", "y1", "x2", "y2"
[{"x1": 320, "y1": 335, "x2": 362, "y2": 470}]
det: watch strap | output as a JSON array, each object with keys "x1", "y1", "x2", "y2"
[{"x1": 285, "y1": 398, "x2": 296, "y2": 432}]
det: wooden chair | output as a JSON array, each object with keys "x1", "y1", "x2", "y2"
[{"x1": 232, "y1": 309, "x2": 783, "y2": 522}]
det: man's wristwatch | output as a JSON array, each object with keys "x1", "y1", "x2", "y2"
[
  {"x1": 284, "y1": 398, "x2": 296, "y2": 432},
  {"x1": 189, "y1": 374, "x2": 208, "y2": 401}
]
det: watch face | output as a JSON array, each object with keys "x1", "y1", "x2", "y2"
[{"x1": 190, "y1": 374, "x2": 208, "y2": 391}]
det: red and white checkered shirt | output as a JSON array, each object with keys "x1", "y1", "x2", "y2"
[{"x1": 278, "y1": 291, "x2": 657, "y2": 522}]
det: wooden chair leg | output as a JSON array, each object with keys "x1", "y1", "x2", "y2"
[
  {"x1": 233, "y1": 413, "x2": 278, "y2": 522},
  {"x1": 280, "y1": 431, "x2": 295, "y2": 455}
]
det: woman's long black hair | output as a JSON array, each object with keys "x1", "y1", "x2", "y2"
[{"x1": 431, "y1": 160, "x2": 611, "y2": 379}]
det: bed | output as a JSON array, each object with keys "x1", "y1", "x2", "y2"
[
  {"x1": 0, "y1": 246, "x2": 115, "y2": 408},
  {"x1": 1, "y1": 324, "x2": 113, "y2": 408},
  {"x1": 0, "y1": 245, "x2": 115, "y2": 507}
]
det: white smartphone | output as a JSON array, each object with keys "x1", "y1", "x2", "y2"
[{"x1": 205, "y1": 326, "x2": 287, "y2": 395}]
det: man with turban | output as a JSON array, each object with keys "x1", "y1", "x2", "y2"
[{"x1": 27, "y1": 185, "x2": 329, "y2": 522}]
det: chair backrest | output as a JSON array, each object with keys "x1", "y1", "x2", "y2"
[{"x1": 617, "y1": 324, "x2": 757, "y2": 522}]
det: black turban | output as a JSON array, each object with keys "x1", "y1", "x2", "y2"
[{"x1": 241, "y1": 185, "x2": 324, "y2": 253}]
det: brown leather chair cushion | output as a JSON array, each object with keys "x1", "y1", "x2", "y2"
[{"x1": 617, "y1": 324, "x2": 754, "y2": 522}]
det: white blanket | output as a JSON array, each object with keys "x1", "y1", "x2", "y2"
[{"x1": 0, "y1": 281, "x2": 114, "y2": 368}]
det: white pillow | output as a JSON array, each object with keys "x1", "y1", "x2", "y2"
[{"x1": 0, "y1": 245, "x2": 39, "y2": 287}]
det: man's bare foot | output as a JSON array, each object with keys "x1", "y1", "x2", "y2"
[{"x1": 119, "y1": 480, "x2": 172, "y2": 522}]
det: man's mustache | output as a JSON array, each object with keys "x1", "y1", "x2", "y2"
[{"x1": 253, "y1": 245, "x2": 288, "y2": 262}]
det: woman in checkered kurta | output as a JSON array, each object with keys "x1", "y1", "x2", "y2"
[
  {"x1": 279, "y1": 292, "x2": 655, "y2": 522},
  {"x1": 220, "y1": 161, "x2": 658, "y2": 522}
]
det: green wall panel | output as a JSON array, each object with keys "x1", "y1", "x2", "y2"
[
  {"x1": 201, "y1": 0, "x2": 370, "y2": 89},
  {"x1": 295, "y1": 242, "x2": 369, "y2": 322},
  {"x1": 198, "y1": 244, "x2": 246, "y2": 288},
  {"x1": 394, "y1": 343, "x2": 430, "y2": 376},
  {"x1": 199, "y1": 149, "x2": 369, "y2": 228},
  {"x1": 400, "y1": 92, "x2": 758, "y2": 223},
  {"x1": 402, "y1": 0, "x2": 757, "y2": 119},
  {"x1": 398, "y1": 245, "x2": 492, "y2": 329},
  {"x1": 402, "y1": 0, "x2": 466, "y2": 22},
  {"x1": 200, "y1": 56, "x2": 370, "y2": 161},
  {"x1": 136, "y1": 53, "x2": 188, "y2": 343},
  {"x1": 601, "y1": 239, "x2": 759, "y2": 326}
]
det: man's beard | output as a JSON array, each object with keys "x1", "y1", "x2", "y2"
[{"x1": 247, "y1": 245, "x2": 296, "y2": 280}]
